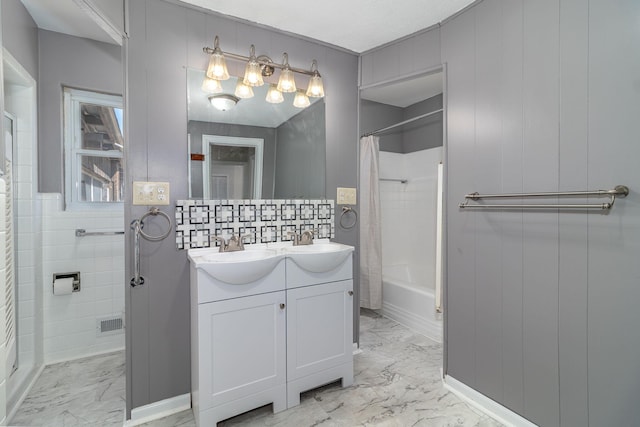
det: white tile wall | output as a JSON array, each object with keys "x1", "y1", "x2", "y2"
[
  {"x1": 380, "y1": 147, "x2": 442, "y2": 289},
  {"x1": 41, "y1": 194, "x2": 124, "y2": 363},
  {"x1": 0, "y1": 178, "x2": 6, "y2": 423}
]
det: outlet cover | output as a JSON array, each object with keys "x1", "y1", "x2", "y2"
[
  {"x1": 133, "y1": 181, "x2": 170, "y2": 205},
  {"x1": 337, "y1": 187, "x2": 357, "y2": 205}
]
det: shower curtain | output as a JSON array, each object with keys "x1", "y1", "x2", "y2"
[{"x1": 359, "y1": 135, "x2": 382, "y2": 309}]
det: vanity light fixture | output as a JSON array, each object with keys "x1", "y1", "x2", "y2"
[
  {"x1": 293, "y1": 90, "x2": 311, "y2": 108},
  {"x1": 209, "y1": 94, "x2": 239, "y2": 111},
  {"x1": 202, "y1": 36, "x2": 326, "y2": 100},
  {"x1": 265, "y1": 84, "x2": 284, "y2": 104},
  {"x1": 206, "y1": 36, "x2": 230, "y2": 80},
  {"x1": 306, "y1": 60, "x2": 325, "y2": 98},
  {"x1": 243, "y1": 45, "x2": 264, "y2": 87},
  {"x1": 276, "y1": 53, "x2": 297, "y2": 93},
  {"x1": 234, "y1": 80, "x2": 254, "y2": 99},
  {"x1": 201, "y1": 76, "x2": 223, "y2": 93}
]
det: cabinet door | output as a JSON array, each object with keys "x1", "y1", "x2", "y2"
[
  {"x1": 286, "y1": 280, "x2": 353, "y2": 380},
  {"x1": 198, "y1": 291, "x2": 286, "y2": 409}
]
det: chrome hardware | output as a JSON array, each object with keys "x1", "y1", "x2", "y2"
[
  {"x1": 459, "y1": 185, "x2": 630, "y2": 211},
  {"x1": 340, "y1": 206, "x2": 358, "y2": 229},
  {"x1": 75, "y1": 229, "x2": 125, "y2": 237},
  {"x1": 279, "y1": 303, "x2": 286, "y2": 310},
  {"x1": 299, "y1": 230, "x2": 316, "y2": 246},
  {"x1": 287, "y1": 231, "x2": 301, "y2": 246},
  {"x1": 213, "y1": 234, "x2": 252, "y2": 252},
  {"x1": 130, "y1": 207, "x2": 173, "y2": 287}
]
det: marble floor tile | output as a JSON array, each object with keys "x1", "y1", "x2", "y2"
[
  {"x1": 12, "y1": 311, "x2": 503, "y2": 427},
  {"x1": 10, "y1": 350, "x2": 125, "y2": 427}
]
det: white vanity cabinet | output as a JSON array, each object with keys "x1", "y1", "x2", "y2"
[
  {"x1": 189, "y1": 243, "x2": 354, "y2": 425},
  {"x1": 284, "y1": 251, "x2": 354, "y2": 408},
  {"x1": 189, "y1": 259, "x2": 288, "y2": 427}
]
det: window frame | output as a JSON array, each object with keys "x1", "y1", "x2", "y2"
[{"x1": 63, "y1": 87, "x2": 124, "y2": 210}]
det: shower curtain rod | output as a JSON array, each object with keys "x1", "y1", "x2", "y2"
[{"x1": 361, "y1": 108, "x2": 443, "y2": 138}]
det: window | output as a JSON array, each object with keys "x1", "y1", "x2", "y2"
[{"x1": 64, "y1": 88, "x2": 124, "y2": 209}]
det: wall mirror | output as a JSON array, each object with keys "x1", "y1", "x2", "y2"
[{"x1": 187, "y1": 68, "x2": 326, "y2": 199}]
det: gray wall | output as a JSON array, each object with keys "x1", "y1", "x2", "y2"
[
  {"x1": 125, "y1": 0, "x2": 358, "y2": 413},
  {"x1": 402, "y1": 95, "x2": 443, "y2": 153},
  {"x1": 360, "y1": 94, "x2": 442, "y2": 153},
  {"x1": 361, "y1": 0, "x2": 640, "y2": 425},
  {"x1": 188, "y1": 120, "x2": 277, "y2": 199},
  {"x1": 1, "y1": 0, "x2": 38, "y2": 80},
  {"x1": 360, "y1": 100, "x2": 403, "y2": 152},
  {"x1": 37, "y1": 30, "x2": 123, "y2": 193},
  {"x1": 274, "y1": 100, "x2": 326, "y2": 199}
]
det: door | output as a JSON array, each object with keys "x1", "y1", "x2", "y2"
[
  {"x1": 286, "y1": 280, "x2": 353, "y2": 380},
  {"x1": 198, "y1": 291, "x2": 286, "y2": 409},
  {"x1": 3, "y1": 112, "x2": 17, "y2": 377}
]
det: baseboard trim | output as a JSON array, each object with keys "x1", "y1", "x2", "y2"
[
  {"x1": 382, "y1": 301, "x2": 442, "y2": 343},
  {"x1": 6, "y1": 364, "x2": 45, "y2": 424},
  {"x1": 443, "y1": 375, "x2": 537, "y2": 427},
  {"x1": 124, "y1": 393, "x2": 191, "y2": 426}
]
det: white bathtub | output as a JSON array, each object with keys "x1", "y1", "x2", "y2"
[{"x1": 382, "y1": 264, "x2": 443, "y2": 343}]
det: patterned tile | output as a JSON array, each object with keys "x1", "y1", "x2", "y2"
[{"x1": 175, "y1": 199, "x2": 335, "y2": 249}]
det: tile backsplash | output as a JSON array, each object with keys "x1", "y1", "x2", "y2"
[{"x1": 175, "y1": 199, "x2": 335, "y2": 250}]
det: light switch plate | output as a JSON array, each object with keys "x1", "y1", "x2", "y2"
[
  {"x1": 133, "y1": 181, "x2": 170, "y2": 205},
  {"x1": 337, "y1": 187, "x2": 357, "y2": 205}
]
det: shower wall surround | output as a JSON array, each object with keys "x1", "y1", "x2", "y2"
[{"x1": 175, "y1": 199, "x2": 335, "y2": 249}]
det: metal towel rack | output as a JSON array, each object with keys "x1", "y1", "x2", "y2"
[
  {"x1": 380, "y1": 178, "x2": 408, "y2": 184},
  {"x1": 130, "y1": 207, "x2": 173, "y2": 288},
  {"x1": 75, "y1": 229, "x2": 125, "y2": 237},
  {"x1": 459, "y1": 185, "x2": 629, "y2": 210}
]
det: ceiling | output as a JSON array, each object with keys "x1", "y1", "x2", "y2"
[
  {"x1": 179, "y1": 0, "x2": 474, "y2": 53},
  {"x1": 361, "y1": 72, "x2": 442, "y2": 108},
  {"x1": 19, "y1": 0, "x2": 475, "y2": 53},
  {"x1": 20, "y1": 0, "x2": 119, "y2": 45}
]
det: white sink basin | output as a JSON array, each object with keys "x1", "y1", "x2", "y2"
[
  {"x1": 284, "y1": 242, "x2": 354, "y2": 273},
  {"x1": 189, "y1": 249, "x2": 285, "y2": 285}
]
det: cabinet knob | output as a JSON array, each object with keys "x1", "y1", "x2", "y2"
[
  {"x1": 348, "y1": 291, "x2": 354, "y2": 296},
  {"x1": 280, "y1": 303, "x2": 286, "y2": 310}
]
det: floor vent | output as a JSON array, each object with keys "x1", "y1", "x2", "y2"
[{"x1": 97, "y1": 315, "x2": 124, "y2": 336}]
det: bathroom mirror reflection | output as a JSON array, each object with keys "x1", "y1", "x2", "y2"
[{"x1": 187, "y1": 68, "x2": 326, "y2": 199}]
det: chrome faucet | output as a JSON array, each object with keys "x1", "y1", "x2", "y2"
[
  {"x1": 287, "y1": 230, "x2": 316, "y2": 246},
  {"x1": 299, "y1": 230, "x2": 316, "y2": 245},
  {"x1": 212, "y1": 234, "x2": 252, "y2": 252}
]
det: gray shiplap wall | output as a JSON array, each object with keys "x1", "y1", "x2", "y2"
[
  {"x1": 38, "y1": 30, "x2": 123, "y2": 193},
  {"x1": 125, "y1": 0, "x2": 358, "y2": 414},
  {"x1": 361, "y1": 0, "x2": 640, "y2": 425}
]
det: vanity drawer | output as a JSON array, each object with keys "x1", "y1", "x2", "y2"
[{"x1": 285, "y1": 255, "x2": 353, "y2": 289}]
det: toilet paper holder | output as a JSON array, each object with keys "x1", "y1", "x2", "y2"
[{"x1": 52, "y1": 272, "x2": 81, "y2": 293}]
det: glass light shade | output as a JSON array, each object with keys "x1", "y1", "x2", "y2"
[
  {"x1": 209, "y1": 94, "x2": 238, "y2": 111},
  {"x1": 201, "y1": 76, "x2": 223, "y2": 93},
  {"x1": 277, "y1": 67, "x2": 297, "y2": 93},
  {"x1": 293, "y1": 91, "x2": 311, "y2": 108},
  {"x1": 234, "y1": 80, "x2": 254, "y2": 99},
  {"x1": 306, "y1": 73, "x2": 325, "y2": 98},
  {"x1": 265, "y1": 85, "x2": 284, "y2": 104},
  {"x1": 206, "y1": 48, "x2": 229, "y2": 80},
  {"x1": 243, "y1": 60, "x2": 264, "y2": 87}
]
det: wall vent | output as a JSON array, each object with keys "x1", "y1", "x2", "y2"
[{"x1": 96, "y1": 315, "x2": 124, "y2": 336}]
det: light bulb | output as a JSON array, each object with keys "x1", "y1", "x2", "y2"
[
  {"x1": 276, "y1": 53, "x2": 297, "y2": 93},
  {"x1": 265, "y1": 85, "x2": 284, "y2": 104},
  {"x1": 293, "y1": 91, "x2": 311, "y2": 108},
  {"x1": 201, "y1": 76, "x2": 223, "y2": 93},
  {"x1": 206, "y1": 36, "x2": 229, "y2": 80},
  {"x1": 242, "y1": 45, "x2": 264, "y2": 87},
  {"x1": 234, "y1": 80, "x2": 254, "y2": 99}
]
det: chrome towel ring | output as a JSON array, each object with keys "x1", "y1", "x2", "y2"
[
  {"x1": 139, "y1": 207, "x2": 173, "y2": 241},
  {"x1": 339, "y1": 206, "x2": 358, "y2": 229},
  {"x1": 130, "y1": 207, "x2": 173, "y2": 287}
]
